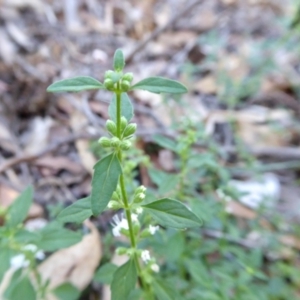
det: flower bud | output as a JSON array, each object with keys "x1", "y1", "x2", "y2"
[
  {"x1": 133, "y1": 222, "x2": 141, "y2": 235},
  {"x1": 135, "y1": 185, "x2": 146, "y2": 194},
  {"x1": 134, "y1": 192, "x2": 145, "y2": 203},
  {"x1": 104, "y1": 78, "x2": 115, "y2": 91},
  {"x1": 120, "y1": 140, "x2": 131, "y2": 151},
  {"x1": 111, "y1": 137, "x2": 120, "y2": 147},
  {"x1": 140, "y1": 229, "x2": 152, "y2": 239},
  {"x1": 122, "y1": 72, "x2": 134, "y2": 82},
  {"x1": 98, "y1": 137, "x2": 111, "y2": 148},
  {"x1": 107, "y1": 200, "x2": 123, "y2": 210},
  {"x1": 123, "y1": 123, "x2": 137, "y2": 138},
  {"x1": 120, "y1": 80, "x2": 130, "y2": 92},
  {"x1": 104, "y1": 70, "x2": 114, "y2": 79},
  {"x1": 106, "y1": 120, "x2": 117, "y2": 136},
  {"x1": 116, "y1": 247, "x2": 128, "y2": 255},
  {"x1": 120, "y1": 117, "x2": 128, "y2": 132}
]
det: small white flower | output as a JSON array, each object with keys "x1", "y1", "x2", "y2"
[
  {"x1": 136, "y1": 207, "x2": 143, "y2": 215},
  {"x1": 141, "y1": 250, "x2": 151, "y2": 263},
  {"x1": 111, "y1": 214, "x2": 129, "y2": 237},
  {"x1": 150, "y1": 264, "x2": 160, "y2": 273},
  {"x1": 149, "y1": 225, "x2": 159, "y2": 235},
  {"x1": 10, "y1": 254, "x2": 30, "y2": 270},
  {"x1": 131, "y1": 213, "x2": 139, "y2": 223},
  {"x1": 137, "y1": 193, "x2": 145, "y2": 200},
  {"x1": 139, "y1": 185, "x2": 146, "y2": 193},
  {"x1": 35, "y1": 251, "x2": 45, "y2": 260},
  {"x1": 107, "y1": 201, "x2": 114, "y2": 208},
  {"x1": 23, "y1": 244, "x2": 37, "y2": 252},
  {"x1": 22, "y1": 244, "x2": 45, "y2": 261}
]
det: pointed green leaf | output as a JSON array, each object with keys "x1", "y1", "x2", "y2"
[
  {"x1": 111, "y1": 258, "x2": 137, "y2": 300},
  {"x1": 5, "y1": 274, "x2": 36, "y2": 300},
  {"x1": 57, "y1": 197, "x2": 92, "y2": 224},
  {"x1": 153, "y1": 134, "x2": 177, "y2": 152},
  {"x1": 0, "y1": 248, "x2": 12, "y2": 282},
  {"x1": 108, "y1": 93, "x2": 134, "y2": 122},
  {"x1": 94, "y1": 263, "x2": 118, "y2": 284},
  {"x1": 6, "y1": 185, "x2": 33, "y2": 227},
  {"x1": 53, "y1": 283, "x2": 80, "y2": 300},
  {"x1": 36, "y1": 222, "x2": 82, "y2": 251},
  {"x1": 113, "y1": 49, "x2": 125, "y2": 71},
  {"x1": 47, "y1": 76, "x2": 104, "y2": 92},
  {"x1": 148, "y1": 169, "x2": 180, "y2": 195},
  {"x1": 152, "y1": 279, "x2": 181, "y2": 300},
  {"x1": 142, "y1": 198, "x2": 202, "y2": 229},
  {"x1": 130, "y1": 77, "x2": 188, "y2": 94},
  {"x1": 91, "y1": 153, "x2": 122, "y2": 215}
]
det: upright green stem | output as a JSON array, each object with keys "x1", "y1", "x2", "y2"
[{"x1": 115, "y1": 89, "x2": 153, "y2": 298}]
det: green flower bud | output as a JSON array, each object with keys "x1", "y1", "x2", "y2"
[
  {"x1": 120, "y1": 117, "x2": 128, "y2": 132},
  {"x1": 140, "y1": 229, "x2": 152, "y2": 239},
  {"x1": 107, "y1": 200, "x2": 122, "y2": 210},
  {"x1": 134, "y1": 192, "x2": 145, "y2": 203},
  {"x1": 135, "y1": 185, "x2": 147, "y2": 195},
  {"x1": 98, "y1": 137, "x2": 111, "y2": 148},
  {"x1": 116, "y1": 247, "x2": 128, "y2": 255},
  {"x1": 122, "y1": 72, "x2": 134, "y2": 82},
  {"x1": 123, "y1": 123, "x2": 137, "y2": 138},
  {"x1": 104, "y1": 70, "x2": 114, "y2": 79},
  {"x1": 106, "y1": 119, "x2": 117, "y2": 136},
  {"x1": 120, "y1": 80, "x2": 130, "y2": 92},
  {"x1": 120, "y1": 140, "x2": 131, "y2": 151},
  {"x1": 104, "y1": 78, "x2": 115, "y2": 91},
  {"x1": 111, "y1": 137, "x2": 120, "y2": 147},
  {"x1": 133, "y1": 222, "x2": 140, "y2": 235}
]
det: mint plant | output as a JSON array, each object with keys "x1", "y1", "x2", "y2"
[
  {"x1": 0, "y1": 186, "x2": 82, "y2": 299},
  {"x1": 47, "y1": 49, "x2": 202, "y2": 299}
]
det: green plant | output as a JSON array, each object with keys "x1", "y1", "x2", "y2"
[
  {"x1": 0, "y1": 186, "x2": 82, "y2": 299},
  {"x1": 46, "y1": 49, "x2": 202, "y2": 300}
]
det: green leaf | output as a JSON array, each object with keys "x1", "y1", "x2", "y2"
[
  {"x1": 148, "y1": 169, "x2": 179, "y2": 195},
  {"x1": 14, "y1": 229, "x2": 41, "y2": 244},
  {"x1": 91, "y1": 153, "x2": 122, "y2": 216},
  {"x1": 142, "y1": 198, "x2": 203, "y2": 229},
  {"x1": 0, "y1": 248, "x2": 11, "y2": 282},
  {"x1": 53, "y1": 283, "x2": 80, "y2": 300},
  {"x1": 111, "y1": 258, "x2": 137, "y2": 300},
  {"x1": 152, "y1": 279, "x2": 181, "y2": 300},
  {"x1": 130, "y1": 77, "x2": 188, "y2": 94},
  {"x1": 57, "y1": 197, "x2": 92, "y2": 224},
  {"x1": 47, "y1": 76, "x2": 104, "y2": 93},
  {"x1": 94, "y1": 263, "x2": 118, "y2": 284},
  {"x1": 109, "y1": 93, "x2": 134, "y2": 122},
  {"x1": 5, "y1": 273, "x2": 36, "y2": 300},
  {"x1": 153, "y1": 134, "x2": 177, "y2": 152},
  {"x1": 6, "y1": 185, "x2": 33, "y2": 227},
  {"x1": 36, "y1": 222, "x2": 82, "y2": 251},
  {"x1": 113, "y1": 49, "x2": 125, "y2": 71}
]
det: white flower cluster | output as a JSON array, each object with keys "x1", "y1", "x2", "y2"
[
  {"x1": 140, "y1": 250, "x2": 160, "y2": 273},
  {"x1": 10, "y1": 244, "x2": 45, "y2": 270}
]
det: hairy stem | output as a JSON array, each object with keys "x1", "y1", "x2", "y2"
[{"x1": 115, "y1": 89, "x2": 152, "y2": 297}]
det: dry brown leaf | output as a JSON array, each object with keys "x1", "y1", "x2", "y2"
[
  {"x1": 205, "y1": 106, "x2": 293, "y2": 148},
  {"x1": 23, "y1": 117, "x2": 54, "y2": 155},
  {"x1": 194, "y1": 75, "x2": 218, "y2": 94},
  {"x1": 34, "y1": 156, "x2": 84, "y2": 175},
  {"x1": 38, "y1": 220, "x2": 101, "y2": 299},
  {"x1": 279, "y1": 235, "x2": 300, "y2": 251}
]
